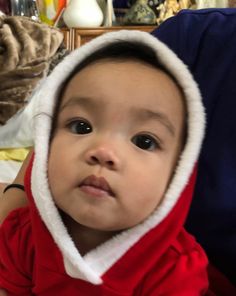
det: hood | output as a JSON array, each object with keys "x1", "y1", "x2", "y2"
[{"x1": 28, "y1": 30, "x2": 205, "y2": 285}]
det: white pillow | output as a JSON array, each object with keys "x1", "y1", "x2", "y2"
[
  {"x1": 0, "y1": 160, "x2": 22, "y2": 183},
  {"x1": 0, "y1": 83, "x2": 43, "y2": 148}
]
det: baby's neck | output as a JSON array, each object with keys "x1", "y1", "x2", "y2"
[{"x1": 61, "y1": 211, "x2": 120, "y2": 256}]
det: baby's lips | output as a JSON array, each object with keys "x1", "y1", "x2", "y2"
[{"x1": 80, "y1": 175, "x2": 115, "y2": 197}]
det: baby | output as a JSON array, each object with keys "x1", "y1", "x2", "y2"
[{"x1": 0, "y1": 30, "x2": 208, "y2": 295}]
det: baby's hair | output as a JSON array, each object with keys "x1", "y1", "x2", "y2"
[{"x1": 51, "y1": 40, "x2": 185, "y2": 138}]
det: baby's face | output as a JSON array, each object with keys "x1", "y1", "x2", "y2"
[{"x1": 48, "y1": 60, "x2": 185, "y2": 231}]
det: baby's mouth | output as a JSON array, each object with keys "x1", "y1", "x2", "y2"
[{"x1": 79, "y1": 175, "x2": 115, "y2": 198}]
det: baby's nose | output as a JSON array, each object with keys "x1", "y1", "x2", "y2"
[{"x1": 85, "y1": 146, "x2": 120, "y2": 170}]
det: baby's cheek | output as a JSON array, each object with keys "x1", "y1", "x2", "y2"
[
  {"x1": 47, "y1": 153, "x2": 63, "y2": 192},
  {"x1": 132, "y1": 181, "x2": 164, "y2": 212}
]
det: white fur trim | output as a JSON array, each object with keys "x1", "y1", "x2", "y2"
[{"x1": 31, "y1": 30, "x2": 205, "y2": 283}]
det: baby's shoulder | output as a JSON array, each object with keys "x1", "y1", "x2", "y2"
[
  {"x1": 0, "y1": 207, "x2": 33, "y2": 255},
  {"x1": 0, "y1": 208, "x2": 35, "y2": 290},
  {"x1": 0, "y1": 207, "x2": 34, "y2": 275},
  {"x1": 1, "y1": 206, "x2": 31, "y2": 234},
  {"x1": 135, "y1": 228, "x2": 209, "y2": 295}
]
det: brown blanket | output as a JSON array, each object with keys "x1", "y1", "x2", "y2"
[{"x1": 0, "y1": 15, "x2": 67, "y2": 125}]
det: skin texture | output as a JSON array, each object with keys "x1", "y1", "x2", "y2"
[
  {"x1": 0, "y1": 289, "x2": 7, "y2": 296},
  {"x1": 48, "y1": 60, "x2": 186, "y2": 254},
  {"x1": 0, "y1": 149, "x2": 32, "y2": 224},
  {"x1": 0, "y1": 184, "x2": 7, "y2": 194}
]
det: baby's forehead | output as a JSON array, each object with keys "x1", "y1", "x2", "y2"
[
  {"x1": 55, "y1": 61, "x2": 185, "y2": 132},
  {"x1": 59, "y1": 60, "x2": 183, "y2": 105},
  {"x1": 58, "y1": 51, "x2": 181, "y2": 98}
]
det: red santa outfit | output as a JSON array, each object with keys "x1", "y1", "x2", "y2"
[{"x1": 0, "y1": 30, "x2": 208, "y2": 295}]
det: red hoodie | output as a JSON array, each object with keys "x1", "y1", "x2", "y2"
[{"x1": 0, "y1": 30, "x2": 208, "y2": 295}]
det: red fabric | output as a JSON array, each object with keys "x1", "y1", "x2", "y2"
[
  {"x1": 0, "y1": 209, "x2": 34, "y2": 295},
  {"x1": 0, "y1": 155, "x2": 209, "y2": 295}
]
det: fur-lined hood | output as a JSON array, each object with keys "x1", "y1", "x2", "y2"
[{"x1": 29, "y1": 30, "x2": 205, "y2": 285}]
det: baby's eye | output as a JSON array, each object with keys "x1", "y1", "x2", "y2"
[
  {"x1": 67, "y1": 119, "x2": 93, "y2": 134},
  {"x1": 131, "y1": 134, "x2": 159, "y2": 151}
]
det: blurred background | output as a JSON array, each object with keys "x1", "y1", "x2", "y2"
[{"x1": 0, "y1": 1, "x2": 235, "y2": 28}]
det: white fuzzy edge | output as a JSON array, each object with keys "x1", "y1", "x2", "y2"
[{"x1": 31, "y1": 30, "x2": 205, "y2": 283}]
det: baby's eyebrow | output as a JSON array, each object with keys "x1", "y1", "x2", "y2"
[
  {"x1": 60, "y1": 96, "x2": 100, "y2": 112},
  {"x1": 60, "y1": 96, "x2": 175, "y2": 136},
  {"x1": 133, "y1": 108, "x2": 175, "y2": 137}
]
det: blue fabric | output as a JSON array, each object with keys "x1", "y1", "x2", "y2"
[
  {"x1": 113, "y1": 1, "x2": 130, "y2": 9},
  {"x1": 152, "y1": 8, "x2": 236, "y2": 285}
]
